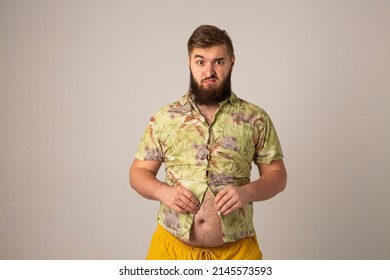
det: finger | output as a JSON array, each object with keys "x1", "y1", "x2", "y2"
[
  {"x1": 181, "y1": 187, "x2": 200, "y2": 207},
  {"x1": 220, "y1": 201, "x2": 240, "y2": 216},
  {"x1": 174, "y1": 187, "x2": 199, "y2": 213},
  {"x1": 219, "y1": 196, "x2": 238, "y2": 214},
  {"x1": 214, "y1": 188, "x2": 229, "y2": 205},
  {"x1": 217, "y1": 194, "x2": 237, "y2": 214},
  {"x1": 174, "y1": 198, "x2": 196, "y2": 213},
  {"x1": 171, "y1": 204, "x2": 187, "y2": 213},
  {"x1": 215, "y1": 189, "x2": 234, "y2": 211},
  {"x1": 179, "y1": 197, "x2": 199, "y2": 213}
]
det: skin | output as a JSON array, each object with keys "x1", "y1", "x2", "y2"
[
  {"x1": 190, "y1": 44, "x2": 234, "y2": 92},
  {"x1": 129, "y1": 44, "x2": 287, "y2": 247}
]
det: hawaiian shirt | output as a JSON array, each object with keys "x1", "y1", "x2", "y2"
[{"x1": 135, "y1": 92, "x2": 284, "y2": 242}]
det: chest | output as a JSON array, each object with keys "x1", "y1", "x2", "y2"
[{"x1": 198, "y1": 106, "x2": 218, "y2": 125}]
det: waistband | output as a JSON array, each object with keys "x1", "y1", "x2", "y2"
[{"x1": 156, "y1": 224, "x2": 252, "y2": 260}]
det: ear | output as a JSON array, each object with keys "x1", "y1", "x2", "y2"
[
  {"x1": 231, "y1": 55, "x2": 235, "y2": 68},
  {"x1": 188, "y1": 56, "x2": 193, "y2": 73}
]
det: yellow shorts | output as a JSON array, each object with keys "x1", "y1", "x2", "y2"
[{"x1": 146, "y1": 224, "x2": 262, "y2": 260}]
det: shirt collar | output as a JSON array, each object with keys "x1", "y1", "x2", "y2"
[{"x1": 224, "y1": 92, "x2": 241, "y2": 107}]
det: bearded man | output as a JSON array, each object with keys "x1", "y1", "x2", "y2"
[{"x1": 129, "y1": 25, "x2": 287, "y2": 260}]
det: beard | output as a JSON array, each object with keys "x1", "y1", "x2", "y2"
[{"x1": 189, "y1": 70, "x2": 232, "y2": 106}]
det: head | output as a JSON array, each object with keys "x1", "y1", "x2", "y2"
[{"x1": 187, "y1": 25, "x2": 235, "y2": 105}]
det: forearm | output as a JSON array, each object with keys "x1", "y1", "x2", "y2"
[
  {"x1": 244, "y1": 169, "x2": 287, "y2": 202},
  {"x1": 130, "y1": 163, "x2": 200, "y2": 214},
  {"x1": 129, "y1": 166, "x2": 168, "y2": 201},
  {"x1": 214, "y1": 166, "x2": 287, "y2": 216}
]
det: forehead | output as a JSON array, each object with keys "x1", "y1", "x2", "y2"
[{"x1": 190, "y1": 44, "x2": 230, "y2": 59}]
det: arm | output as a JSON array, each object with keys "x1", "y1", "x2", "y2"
[
  {"x1": 214, "y1": 159, "x2": 287, "y2": 215},
  {"x1": 129, "y1": 158, "x2": 164, "y2": 200},
  {"x1": 129, "y1": 158, "x2": 199, "y2": 214}
]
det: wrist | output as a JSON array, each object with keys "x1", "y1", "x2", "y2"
[
  {"x1": 240, "y1": 184, "x2": 255, "y2": 204},
  {"x1": 154, "y1": 182, "x2": 169, "y2": 202}
]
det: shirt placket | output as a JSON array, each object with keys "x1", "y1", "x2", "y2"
[{"x1": 192, "y1": 105, "x2": 221, "y2": 188}]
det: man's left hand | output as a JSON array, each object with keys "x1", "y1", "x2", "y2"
[{"x1": 214, "y1": 185, "x2": 250, "y2": 216}]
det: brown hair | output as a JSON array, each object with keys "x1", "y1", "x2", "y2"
[{"x1": 187, "y1": 25, "x2": 234, "y2": 58}]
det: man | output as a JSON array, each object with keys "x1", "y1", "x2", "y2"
[{"x1": 129, "y1": 25, "x2": 287, "y2": 260}]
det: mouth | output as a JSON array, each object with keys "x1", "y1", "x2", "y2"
[{"x1": 202, "y1": 78, "x2": 217, "y2": 86}]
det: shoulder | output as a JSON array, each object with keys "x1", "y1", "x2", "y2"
[
  {"x1": 234, "y1": 95, "x2": 271, "y2": 119},
  {"x1": 152, "y1": 93, "x2": 192, "y2": 119}
]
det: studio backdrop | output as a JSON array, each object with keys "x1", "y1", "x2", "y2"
[{"x1": 1, "y1": 0, "x2": 389, "y2": 259}]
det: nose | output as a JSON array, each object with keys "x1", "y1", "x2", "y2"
[{"x1": 204, "y1": 63, "x2": 216, "y2": 78}]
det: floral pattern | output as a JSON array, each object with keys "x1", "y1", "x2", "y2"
[{"x1": 135, "y1": 92, "x2": 283, "y2": 242}]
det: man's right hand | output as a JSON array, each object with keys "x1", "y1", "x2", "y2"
[
  {"x1": 130, "y1": 158, "x2": 199, "y2": 214},
  {"x1": 158, "y1": 184, "x2": 200, "y2": 214}
]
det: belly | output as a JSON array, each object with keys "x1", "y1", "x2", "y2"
[{"x1": 185, "y1": 188, "x2": 225, "y2": 247}]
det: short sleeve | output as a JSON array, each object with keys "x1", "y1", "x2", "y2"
[
  {"x1": 135, "y1": 115, "x2": 164, "y2": 162},
  {"x1": 253, "y1": 113, "x2": 284, "y2": 165}
]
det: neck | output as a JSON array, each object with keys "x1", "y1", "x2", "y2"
[
  {"x1": 196, "y1": 103, "x2": 219, "y2": 125},
  {"x1": 197, "y1": 103, "x2": 219, "y2": 110}
]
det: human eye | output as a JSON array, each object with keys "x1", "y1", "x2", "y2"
[
  {"x1": 196, "y1": 60, "x2": 205, "y2": 66},
  {"x1": 215, "y1": 59, "x2": 225, "y2": 65}
]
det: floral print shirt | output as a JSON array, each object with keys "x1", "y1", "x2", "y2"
[{"x1": 135, "y1": 92, "x2": 284, "y2": 242}]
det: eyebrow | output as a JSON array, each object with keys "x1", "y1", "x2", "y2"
[{"x1": 193, "y1": 55, "x2": 226, "y2": 61}]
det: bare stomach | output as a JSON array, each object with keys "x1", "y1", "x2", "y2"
[{"x1": 182, "y1": 188, "x2": 225, "y2": 247}]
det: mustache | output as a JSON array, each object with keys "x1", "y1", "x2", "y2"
[{"x1": 202, "y1": 76, "x2": 218, "y2": 83}]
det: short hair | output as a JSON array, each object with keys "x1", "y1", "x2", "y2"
[{"x1": 187, "y1": 25, "x2": 234, "y2": 58}]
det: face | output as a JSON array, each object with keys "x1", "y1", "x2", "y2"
[{"x1": 189, "y1": 44, "x2": 235, "y2": 105}]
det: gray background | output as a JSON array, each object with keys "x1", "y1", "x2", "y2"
[{"x1": 1, "y1": 0, "x2": 389, "y2": 259}]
